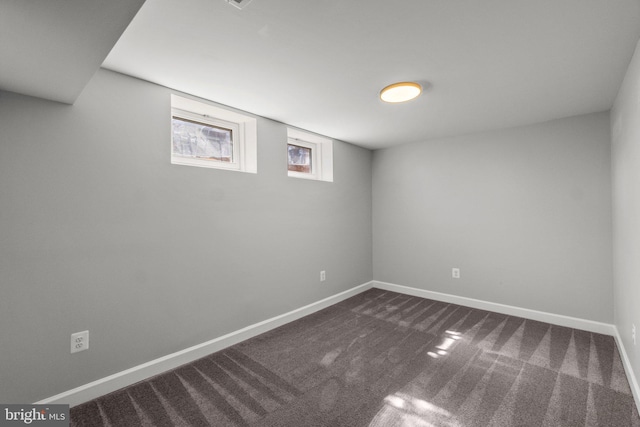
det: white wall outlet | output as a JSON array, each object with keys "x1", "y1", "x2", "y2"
[
  {"x1": 71, "y1": 330, "x2": 89, "y2": 354},
  {"x1": 452, "y1": 268, "x2": 461, "y2": 279},
  {"x1": 632, "y1": 323, "x2": 636, "y2": 346},
  {"x1": 320, "y1": 270, "x2": 326, "y2": 282}
]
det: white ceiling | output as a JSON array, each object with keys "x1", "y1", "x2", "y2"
[
  {"x1": 4, "y1": 1, "x2": 639, "y2": 149},
  {"x1": 0, "y1": 0, "x2": 145, "y2": 104}
]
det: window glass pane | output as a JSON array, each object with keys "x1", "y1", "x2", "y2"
[
  {"x1": 172, "y1": 117, "x2": 233, "y2": 162},
  {"x1": 288, "y1": 144, "x2": 312, "y2": 173}
]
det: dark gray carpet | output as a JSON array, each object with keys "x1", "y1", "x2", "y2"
[{"x1": 70, "y1": 289, "x2": 640, "y2": 426}]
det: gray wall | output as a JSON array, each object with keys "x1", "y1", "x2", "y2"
[
  {"x1": 372, "y1": 112, "x2": 613, "y2": 322},
  {"x1": 1, "y1": 63, "x2": 628, "y2": 404},
  {"x1": 612, "y1": 39, "x2": 640, "y2": 392},
  {"x1": 0, "y1": 69, "x2": 373, "y2": 403}
]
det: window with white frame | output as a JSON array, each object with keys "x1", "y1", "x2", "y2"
[
  {"x1": 287, "y1": 128, "x2": 333, "y2": 182},
  {"x1": 171, "y1": 95, "x2": 257, "y2": 173}
]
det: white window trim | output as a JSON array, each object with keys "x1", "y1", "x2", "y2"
[
  {"x1": 287, "y1": 128, "x2": 333, "y2": 182},
  {"x1": 171, "y1": 95, "x2": 257, "y2": 174}
]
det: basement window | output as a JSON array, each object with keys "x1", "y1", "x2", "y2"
[
  {"x1": 172, "y1": 116, "x2": 236, "y2": 164},
  {"x1": 171, "y1": 95, "x2": 257, "y2": 173},
  {"x1": 288, "y1": 141, "x2": 314, "y2": 175},
  {"x1": 287, "y1": 128, "x2": 333, "y2": 182}
]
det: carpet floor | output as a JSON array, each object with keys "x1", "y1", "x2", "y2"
[{"x1": 70, "y1": 289, "x2": 640, "y2": 426}]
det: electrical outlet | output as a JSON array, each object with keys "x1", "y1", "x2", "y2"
[
  {"x1": 633, "y1": 324, "x2": 636, "y2": 346},
  {"x1": 320, "y1": 270, "x2": 326, "y2": 282},
  {"x1": 71, "y1": 330, "x2": 89, "y2": 354},
  {"x1": 452, "y1": 268, "x2": 460, "y2": 279}
]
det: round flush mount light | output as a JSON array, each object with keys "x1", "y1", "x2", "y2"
[{"x1": 380, "y1": 82, "x2": 422, "y2": 103}]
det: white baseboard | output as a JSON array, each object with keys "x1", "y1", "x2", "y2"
[
  {"x1": 613, "y1": 328, "x2": 640, "y2": 412},
  {"x1": 36, "y1": 281, "x2": 374, "y2": 407},
  {"x1": 374, "y1": 281, "x2": 639, "y2": 414},
  {"x1": 372, "y1": 281, "x2": 616, "y2": 336},
  {"x1": 38, "y1": 280, "x2": 633, "y2": 412}
]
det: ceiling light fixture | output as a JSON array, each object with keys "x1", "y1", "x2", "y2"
[{"x1": 379, "y1": 82, "x2": 422, "y2": 103}]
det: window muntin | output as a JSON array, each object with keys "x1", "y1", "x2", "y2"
[{"x1": 172, "y1": 116, "x2": 234, "y2": 163}]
